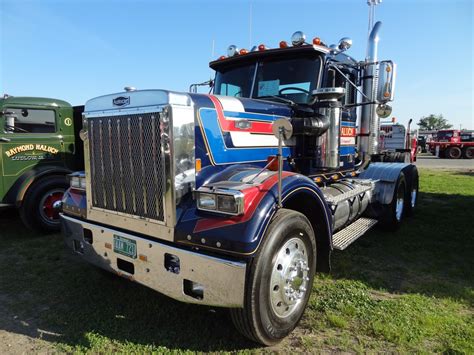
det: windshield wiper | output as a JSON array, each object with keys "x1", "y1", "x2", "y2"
[{"x1": 255, "y1": 95, "x2": 296, "y2": 106}]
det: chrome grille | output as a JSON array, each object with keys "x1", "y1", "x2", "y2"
[{"x1": 88, "y1": 112, "x2": 165, "y2": 222}]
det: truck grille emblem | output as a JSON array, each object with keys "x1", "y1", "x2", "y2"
[{"x1": 113, "y1": 96, "x2": 130, "y2": 107}]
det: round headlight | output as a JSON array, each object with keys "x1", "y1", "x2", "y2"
[{"x1": 291, "y1": 31, "x2": 306, "y2": 46}]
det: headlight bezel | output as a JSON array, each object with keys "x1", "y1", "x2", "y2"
[
  {"x1": 68, "y1": 172, "x2": 86, "y2": 190},
  {"x1": 195, "y1": 188, "x2": 244, "y2": 216}
]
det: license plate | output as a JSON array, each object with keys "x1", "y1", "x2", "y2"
[{"x1": 113, "y1": 235, "x2": 137, "y2": 259}]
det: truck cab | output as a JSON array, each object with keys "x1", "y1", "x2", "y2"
[{"x1": 0, "y1": 95, "x2": 84, "y2": 232}]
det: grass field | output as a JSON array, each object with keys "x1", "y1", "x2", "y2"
[{"x1": 0, "y1": 169, "x2": 473, "y2": 353}]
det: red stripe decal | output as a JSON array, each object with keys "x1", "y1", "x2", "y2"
[{"x1": 206, "y1": 95, "x2": 273, "y2": 134}]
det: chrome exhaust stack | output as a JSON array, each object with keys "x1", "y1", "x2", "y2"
[{"x1": 360, "y1": 21, "x2": 382, "y2": 159}]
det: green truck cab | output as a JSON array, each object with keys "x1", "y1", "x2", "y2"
[{"x1": 0, "y1": 95, "x2": 84, "y2": 232}]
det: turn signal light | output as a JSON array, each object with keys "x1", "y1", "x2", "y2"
[
  {"x1": 312, "y1": 37, "x2": 321, "y2": 45},
  {"x1": 279, "y1": 41, "x2": 288, "y2": 48},
  {"x1": 195, "y1": 158, "x2": 202, "y2": 173}
]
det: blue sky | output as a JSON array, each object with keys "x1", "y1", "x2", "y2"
[{"x1": 1, "y1": 0, "x2": 473, "y2": 129}]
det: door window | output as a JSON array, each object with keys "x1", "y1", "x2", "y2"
[{"x1": 5, "y1": 108, "x2": 56, "y2": 133}]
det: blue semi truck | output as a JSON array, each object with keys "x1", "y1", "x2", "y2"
[{"x1": 60, "y1": 1, "x2": 418, "y2": 345}]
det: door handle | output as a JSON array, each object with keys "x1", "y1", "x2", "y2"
[{"x1": 0, "y1": 137, "x2": 11, "y2": 142}]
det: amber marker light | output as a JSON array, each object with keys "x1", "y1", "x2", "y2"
[
  {"x1": 139, "y1": 254, "x2": 148, "y2": 262},
  {"x1": 258, "y1": 44, "x2": 266, "y2": 51},
  {"x1": 312, "y1": 37, "x2": 321, "y2": 45},
  {"x1": 267, "y1": 156, "x2": 279, "y2": 171},
  {"x1": 218, "y1": 55, "x2": 226, "y2": 60},
  {"x1": 331, "y1": 174, "x2": 339, "y2": 180},
  {"x1": 195, "y1": 158, "x2": 202, "y2": 173},
  {"x1": 105, "y1": 242, "x2": 112, "y2": 249},
  {"x1": 315, "y1": 177, "x2": 323, "y2": 183},
  {"x1": 239, "y1": 48, "x2": 248, "y2": 55},
  {"x1": 279, "y1": 41, "x2": 288, "y2": 48}
]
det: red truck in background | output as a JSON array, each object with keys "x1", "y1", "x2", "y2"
[{"x1": 428, "y1": 130, "x2": 474, "y2": 159}]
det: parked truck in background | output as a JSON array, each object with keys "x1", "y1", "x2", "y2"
[
  {"x1": 0, "y1": 95, "x2": 84, "y2": 232},
  {"x1": 428, "y1": 129, "x2": 474, "y2": 159},
  {"x1": 379, "y1": 120, "x2": 417, "y2": 162},
  {"x1": 60, "y1": 1, "x2": 419, "y2": 345}
]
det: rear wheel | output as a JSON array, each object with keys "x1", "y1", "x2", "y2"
[
  {"x1": 379, "y1": 173, "x2": 406, "y2": 230},
  {"x1": 405, "y1": 169, "x2": 419, "y2": 217},
  {"x1": 463, "y1": 147, "x2": 474, "y2": 159},
  {"x1": 20, "y1": 175, "x2": 68, "y2": 233},
  {"x1": 230, "y1": 209, "x2": 316, "y2": 345},
  {"x1": 447, "y1": 146, "x2": 462, "y2": 159}
]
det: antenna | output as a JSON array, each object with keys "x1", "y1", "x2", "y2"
[{"x1": 249, "y1": 2, "x2": 253, "y2": 48}]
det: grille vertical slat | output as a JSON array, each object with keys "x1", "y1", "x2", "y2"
[{"x1": 88, "y1": 112, "x2": 165, "y2": 222}]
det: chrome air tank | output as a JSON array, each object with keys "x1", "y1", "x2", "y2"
[{"x1": 322, "y1": 181, "x2": 370, "y2": 232}]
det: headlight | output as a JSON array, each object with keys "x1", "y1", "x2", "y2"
[
  {"x1": 197, "y1": 193, "x2": 216, "y2": 210},
  {"x1": 196, "y1": 189, "x2": 244, "y2": 216},
  {"x1": 69, "y1": 173, "x2": 86, "y2": 190},
  {"x1": 217, "y1": 195, "x2": 238, "y2": 214}
]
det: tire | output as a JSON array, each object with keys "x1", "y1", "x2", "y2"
[
  {"x1": 379, "y1": 173, "x2": 406, "y2": 230},
  {"x1": 230, "y1": 209, "x2": 316, "y2": 346},
  {"x1": 447, "y1": 146, "x2": 462, "y2": 159},
  {"x1": 463, "y1": 147, "x2": 474, "y2": 159},
  {"x1": 404, "y1": 168, "x2": 419, "y2": 217},
  {"x1": 19, "y1": 175, "x2": 69, "y2": 233}
]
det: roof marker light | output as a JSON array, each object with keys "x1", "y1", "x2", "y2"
[
  {"x1": 239, "y1": 48, "x2": 248, "y2": 55},
  {"x1": 218, "y1": 55, "x2": 226, "y2": 60},
  {"x1": 291, "y1": 31, "x2": 306, "y2": 46},
  {"x1": 279, "y1": 41, "x2": 288, "y2": 48},
  {"x1": 258, "y1": 44, "x2": 267, "y2": 51},
  {"x1": 312, "y1": 37, "x2": 321, "y2": 45}
]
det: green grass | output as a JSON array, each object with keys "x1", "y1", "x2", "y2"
[{"x1": 0, "y1": 169, "x2": 473, "y2": 353}]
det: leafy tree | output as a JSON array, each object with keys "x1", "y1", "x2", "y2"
[{"x1": 417, "y1": 114, "x2": 452, "y2": 130}]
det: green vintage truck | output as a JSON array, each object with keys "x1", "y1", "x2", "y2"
[{"x1": 0, "y1": 95, "x2": 84, "y2": 232}]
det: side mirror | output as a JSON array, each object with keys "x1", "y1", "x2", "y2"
[{"x1": 377, "y1": 60, "x2": 397, "y2": 103}]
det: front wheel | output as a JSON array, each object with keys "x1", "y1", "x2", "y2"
[
  {"x1": 230, "y1": 209, "x2": 316, "y2": 345},
  {"x1": 19, "y1": 175, "x2": 69, "y2": 233}
]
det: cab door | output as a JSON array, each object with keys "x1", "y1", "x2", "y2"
[{"x1": 0, "y1": 106, "x2": 64, "y2": 201}]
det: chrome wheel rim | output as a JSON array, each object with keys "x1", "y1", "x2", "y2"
[
  {"x1": 270, "y1": 235, "x2": 310, "y2": 318},
  {"x1": 39, "y1": 188, "x2": 64, "y2": 224},
  {"x1": 395, "y1": 187, "x2": 405, "y2": 221},
  {"x1": 411, "y1": 189, "x2": 417, "y2": 208}
]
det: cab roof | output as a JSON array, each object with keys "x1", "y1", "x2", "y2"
[
  {"x1": 0, "y1": 96, "x2": 72, "y2": 108},
  {"x1": 209, "y1": 44, "x2": 330, "y2": 71}
]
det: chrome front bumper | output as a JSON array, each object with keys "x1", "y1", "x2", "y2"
[{"x1": 61, "y1": 214, "x2": 246, "y2": 308}]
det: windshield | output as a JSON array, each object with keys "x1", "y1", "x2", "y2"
[
  {"x1": 437, "y1": 131, "x2": 454, "y2": 140},
  {"x1": 214, "y1": 56, "x2": 322, "y2": 104}
]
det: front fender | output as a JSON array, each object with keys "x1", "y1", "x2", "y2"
[
  {"x1": 5, "y1": 165, "x2": 72, "y2": 206},
  {"x1": 175, "y1": 170, "x2": 332, "y2": 261}
]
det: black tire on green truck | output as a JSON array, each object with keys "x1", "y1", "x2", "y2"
[
  {"x1": 19, "y1": 175, "x2": 69, "y2": 233},
  {"x1": 230, "y1": 209, "x2": 317, "y2": 345}
]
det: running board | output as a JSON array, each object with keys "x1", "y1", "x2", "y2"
[{"x1": 332, "y1": 217, "x2": 378, "y2": 250}]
